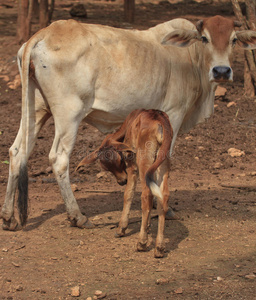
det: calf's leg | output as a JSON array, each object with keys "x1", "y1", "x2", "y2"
[
  {"x1": 154, "y1": 162, "x2": 170, "y2": 258},
  {"x1": 116, "y1": 165, "x2": 137, "y2": 237},
  {"x1": 137, "y1": 184, "x2": 153, "y2": 252}
]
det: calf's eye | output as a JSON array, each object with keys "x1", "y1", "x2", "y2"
[
  {"x1": 201, "y1": 36, "x2": 209, "y2": 44},
  {"x1": 232, "y1": 38, "x2": 238, "y2": 46}
]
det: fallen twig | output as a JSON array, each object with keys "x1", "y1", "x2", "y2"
[{"x1": 220, "y1": 183, "x2": 256, "y2": 192}]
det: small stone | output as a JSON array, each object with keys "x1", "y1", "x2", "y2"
[
  {"x1": 92, "y1": 215, "x2": 102, "y2": 221},
  {"x1": 86, "y1": 297, "x2": 92, "y2": 300},
  {"x1": 156, "y1": 278, "x2": 169, "y2": 285},
  {"x1": 227, "y1": 101, "x2": 236, "y2": 108},
  {"x1": 238, "y1": 173, "x2": 246, "y2": 177},
  {"x1": 71, "y1": 184, "x2": 79, "y2": 192},
  {"x1": 2, "y1": 248, "x2": 8, "y2": 252},
  {"x1": 0, "y1": 75, "x2": 10, "y2": 82},
  {"x1": 7, "y1": 75, "x2": 21, "y2": 90},
  {"x1": 228, "y1": 148, "x2": 245, "y2": 157},
  {"x1": 96, "y1": 171, "x2": 107, "y2": 179},
  {"x1": 245, "y1": 274, "x2": 256, "y2": 280},
  {"x1": 16, "y1": 285, "x2": 23, "y2": 291},
  {"x1": 198, "y1": 146, "x2": 205, "y2": 151},
  {"x1": 213, "y1": 162, "x2": 222, "y2": 169},
  {"x1": 185, "y1": 135, "x2": 193, "y2": 140},
  {"x1": 97, "y1": 292, "x2": 107, "y2": 299},
  {"x1": 249, "y1": 171, "x2": 256, "y2": 176},
  {"x1": 174, "y1": 287, "x2": 183, "y2": 294},
  {"x1": 217, "y1": 276, "x2": 223, "y2": 281},
  {"x1": 45, "y1": 166, "x2": 52, "y2": 173},
  {"x1": 71, "y1": 286, "x2": 80, "y2": 297},
  {"x1": 215, "y1": 86, "x2": 227, "y2": 97}
]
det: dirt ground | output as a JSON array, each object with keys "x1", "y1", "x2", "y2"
[{"x1": 0, "y1": 0, "x2": 256, "y2": 299}]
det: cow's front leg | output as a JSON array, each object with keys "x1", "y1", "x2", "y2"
[
  {"x1": 115, "y1": 166, "x2": 137, "y2": 237},
  {"x1": 49, "y1": 110, "x2": 94, "y2": 229},
  {"x1": 137, "y1": 185, "x2": 153, "y2": 252}
]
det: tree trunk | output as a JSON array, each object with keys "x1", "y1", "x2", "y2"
[
  {"x1": 17, "y1": 0, "x2": 55, "y2": 44},
  {"x1": 124, "y1": 0, "x2": 135, "y2": 23},
  {"x1": 17, "y1": 0, "x2": 33, "y2": 44},
  {"x1": 232, "y1": 0, "x2": 256, "y2": 97},
  {"x1": 39, "y1": 0, "x2": 49, "y2": 29}
]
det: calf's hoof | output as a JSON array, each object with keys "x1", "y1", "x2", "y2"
[
  {"x1": 154, "y1": 246, "x2": 165, "y2": 258},
  {"x1": 137, "y1": 241, "x2": 148, "y2": 252},
  {"x1": 165, "y1": 208, "x2": 179, "y2": 220},
  {"x1": 2, "y1": 217, "x2": 21, "y2": 231},
  {"x1": 115, "y1": 227, "x2": 126, "y2": 238}
]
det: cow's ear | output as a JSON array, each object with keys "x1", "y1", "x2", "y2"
[
  {"x1": 236, "y1": 30, "x2": 256, "y2": 49},
  {"x1": 75, "y1": 150, "x2": 99, "y2": 172},
  {"x1": 162, "y1": 29, "x2": 200, "y2": 47}
]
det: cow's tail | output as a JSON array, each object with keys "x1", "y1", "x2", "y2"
[
  {"x1": 17, "y1": 31, "x2": 45, "y2": 227},
  {"x1": 145, "y1": 113, "x2": 173, "y2": 205}
]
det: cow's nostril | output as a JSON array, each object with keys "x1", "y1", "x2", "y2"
[{"x1": 212, "y1": 66, "x2": 232, "y2": 80}]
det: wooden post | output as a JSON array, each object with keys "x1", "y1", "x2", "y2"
[{"x1": 124, "y1": 0, "x2": 135, "y2": 23}]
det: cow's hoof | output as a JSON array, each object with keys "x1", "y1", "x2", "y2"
[
  {"x1": 165, "y1": 208, "x2": 179, "y2": 220},
  {"x1": 77, "y1": 217, "x2": 95, "y2": 229},
  {"x1": 137, "y1": 241, "x2": 148, "y2": 252},
  {"x1": 154, "y1": 247, "x2": 165, "y2": 258},
  {"x1": 2, "y1": 217, "x2": 21, "y2": 231},
  {"x1": 70, "y1": 215, "x2": 95, "y2": 229}
]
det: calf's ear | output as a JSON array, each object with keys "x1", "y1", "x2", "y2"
[
  {"x1": 236, "y1": 30, "x2": 256, "y2": 49},
  {"x1": 162, "y1": 29, "x2": 200, "y2": 47},
  {"x1": 75, "y1": 150, "x2": 99, "y2": 172},
  {"x1": 110, "y1": 140, "x2": 135, "y2": 154}
]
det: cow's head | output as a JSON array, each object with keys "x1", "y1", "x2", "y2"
[
  {"x1": 76, "y1": 140, "x2": 134, "y2": 186},
  {"x1": 162, "y1": 15, "x2": 256, "y2": 83}
]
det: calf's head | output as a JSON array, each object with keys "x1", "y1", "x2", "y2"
[
  {"x1": 76, "y1": 140, "x2": 134, "y2": 186},
  {"x1": 162, "y1": 15, "x2": 256, "y2": 83}
]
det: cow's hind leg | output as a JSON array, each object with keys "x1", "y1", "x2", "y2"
[
  {"x1": 49, "y1": 111, "x2": 94, "y2": 229},
  {"x1": 1, "y1": 106, "x2": 50, "y2": 230}
]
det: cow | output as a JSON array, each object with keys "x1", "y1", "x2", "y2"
[
  {"x1": 76, "y1": 109, "x2": 173, "y2": 258},
  {"x1": 1, "y1": 15, "x2": 256, "y2": 231}
]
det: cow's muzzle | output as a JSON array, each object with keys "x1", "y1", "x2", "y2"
[{"x1": 212, "y1": 66, "x2": 232, "y2": 81}]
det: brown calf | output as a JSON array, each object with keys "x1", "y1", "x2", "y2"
[{"x1": 77, "y1": 109, "x2": 173, "y2": 258}]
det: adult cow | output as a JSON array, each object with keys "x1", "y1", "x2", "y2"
[{"x1": 1, "y1": 15, "x2": 256, "y2": 230}]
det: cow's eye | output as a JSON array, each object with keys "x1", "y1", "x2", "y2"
[
  {"x1": 232, "y1": 38, "x2": 238, "y2": 46},
  {"x1": 201, "y1": 36, "x2": 209, "y2": 44}
]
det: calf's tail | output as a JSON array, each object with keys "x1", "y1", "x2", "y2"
[{"x1": 145, "y1": 113, "x2": 173, "y2": 204}]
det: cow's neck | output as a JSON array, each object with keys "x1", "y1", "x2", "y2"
[{"x1": 169, "y1": 42, "x2": 217, "y2": 137}]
